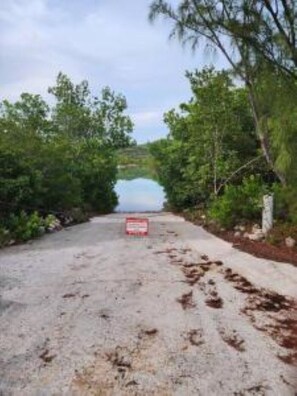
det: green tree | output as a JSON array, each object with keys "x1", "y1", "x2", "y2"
[
  {"x1": 0, "y1": 93, "x2": 52, "y2": 138},
  {"x1": 0, "y1": 73, "x2": 134, "y2": 242},
  {"x1": 49, "y1": 72, "x2": 134, "y2": 148},
  {"x1": 149, "y1": 0, "x2": 297, "y2": 185},
  {"x1": 150, "y1": 68, "x2": 261, "y2": 210}
]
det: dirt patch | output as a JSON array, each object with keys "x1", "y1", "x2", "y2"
[
  {"x1": 248, "y1": 291, "x2": 292, "y2": 313},
  {"x1": 204, "y1": 285, "x2": 224, "y2": 309},
  {"x1": 166, "y1": 230, "x2": 176, "y2": 235},
  {"x1": 137, "y1": 328, "x2": 159, "y2": 341},
  {"x1": 182, "y1": 263, "x2": 199, "y2": 268},
  {"x1": 224, "y1": 268, "x2": 293, "y2": 309},
  {"x1": 177, "y1": 290, "x2": 196, "y2": 310},
  {"x1": 205, "y1": 295, "x2": 223, "y2": 309},
  {"x1": 143, "y1": 328, "x2": 158, "y2": 336},
  {"x1": 106, "y1": 347, "x2": 132, "y2": 369},
  {"x1": 224, "y1": 269, "x2": 260, "y2": 295},
  {"x1": 201, "y1": 254, "x2": 209, "y2": 261},
  {"x1": 171, "y1": 258, "x2": 184, "y2": 265},
  {"x1": 215, "y1": 230, "x2": 297, "y2": 267},
  {"x1": 181, "y1": 210, "x2": 297, "y2": 266},
  {"x1": 125, "y1": 380, "x2": 138, "y2": 387},
  {"x1": 186, "y1": 329, "x2": 204, "y2": 347},
  {"x1": 234, "y1": 384, "x2": 268, "y2": 395},
  {"x1": 249, "y1": 314, "x2": 297, "y2": 361},
  {"x1": 224, "y1": 268, "x2": 297, "y2": 362},
  {"x1": 182, "y1": 266, "x2": 204, "y2": 286},
  {"x1": 278, "y1": 352, "x2": 297, "y2": 366},
  {"x1": 219, "y1": 329, "x2": 245, "y2": 352},
  {"x1": 180, "y1": 248, "x2": 192, "y2": 254},
  {"x1": 39, "y1": 349, "x2": 56, "y2": 364},
  {"x1": 153, "y1": 250, "x2": 167, "y2": 255},
  {"x1": 154, "y1": 248, "x2": 179, "y2": 255},
  {"x1": 169, "y1": 254, "x2": 177, "y2": 260},
  {"x1": 62, "y1": 293, "x2": 77, "y2": 299},
  {"x1": 179, "y1": 260, "x2": 223, "y2": 286}
]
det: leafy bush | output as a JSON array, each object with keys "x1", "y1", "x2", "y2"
[
  {"x1": 273, "y1": 184, "x2": 297, "y2": 224},
  {"x1": 66, "y1": 208, "x2": 89, "y2": 224},
  {"x1": 0, "y1": 227, "x2": 10, "y2": 247},
  {"x1": 7, "y1": 211, "x2": 45, "y2": 242},
  {"x1": 208, "y1": 176, "x2": 268, "y2": 228},
  {"x1": 0, "y1": 72, "x2": 135, "y2": 240},
  {"x1": 149, "y1": 69, "x2": 261, "y2": 211},
  {"x1": 266, "y1": 222, "x2": 297, "y2": 246}
]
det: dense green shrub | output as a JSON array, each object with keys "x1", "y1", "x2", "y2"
[
  {"x1": 208, "y1": 176, "x2": 268, "y2": 228},
  {"x1": 266, "y1": 222, "x2": 297, "y2": 246},
  {"x1": 0, "y1": 226, "x2": 10, "y2": 247},
  {"x1": 6, "y1": 211, "x2": 45, "y2": 242},
  {"x1": 0, "y1": 73, "x2": 134, "y2": 244},
  {"x1": 273, "y1": 184, "x2": 297, "y2": 224},
  {"x1": 150, "y1": 68, "x2": 262, "y2": 211}
]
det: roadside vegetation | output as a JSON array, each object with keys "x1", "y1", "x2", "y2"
[
  {"x1": 149, "y1": 0, "x2": 297, "y2": 254},
  {"x1": 0, "y1": 73, "x2": 134, "y2": 246}
]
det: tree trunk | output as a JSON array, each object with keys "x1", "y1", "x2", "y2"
[{"x1": 247, "y1": 86, "x2": 287, "y2": 186}]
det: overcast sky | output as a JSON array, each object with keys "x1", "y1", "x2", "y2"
[{"x1": 0, "y1": 0, "x2": 228, "y2": 143}]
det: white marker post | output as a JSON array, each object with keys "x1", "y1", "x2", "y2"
[{"x1": 262, "y1": 194, "x2": 273, "y2": 234}]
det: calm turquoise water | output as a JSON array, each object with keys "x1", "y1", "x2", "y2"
[{"x1": 115, "y1": 178, "x2": 165, "y2": 212}]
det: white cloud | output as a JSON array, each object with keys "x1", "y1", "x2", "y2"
[
  {"x1": 0, "y1": 0, "x2": 228, "y2": 142},
  {"x1": 0, "y1": 0, "x2": 48, "y2": 23},
  {"x1": 132, "y1": 111, "x2": 163, "y2": 127}
]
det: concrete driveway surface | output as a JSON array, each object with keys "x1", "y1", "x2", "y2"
[{"x1": 0, "y1": 213, "x2": 296, "y2": 395}]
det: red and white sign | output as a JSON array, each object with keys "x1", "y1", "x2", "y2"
[{"x1": 125, "y1": 217, "x2": 149, "y2": 236}]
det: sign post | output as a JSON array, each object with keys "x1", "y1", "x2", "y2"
[
  {"x1": 262, "y1": 194, "x2": 273, "y2": 234},
  {"x1": 125, "y1": 217, "x2": 149, "y2": 236}
]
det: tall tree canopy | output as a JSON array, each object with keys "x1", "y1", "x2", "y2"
[
  {"x1": 0, "y1": 74, "x2": 134, "y2": 226},
  {"x1": 48, "y1": 72, "x2": 134, "y2": 147},
  {"x1": 149, "y1": 0, "x2": 297, "y2": 78},
  {"x1": 149, "y1": 0, "x2": 297, "y2": 185},
  {"x1": 150, "y1": 68, "x2": 262, "y2": 209}
]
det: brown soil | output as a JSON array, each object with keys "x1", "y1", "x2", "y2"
[
  {"x1": 62, "y1": 293, "x2": 77, "y2": 299},
  {"x1": 224, "y1": 267, "x2": 297, "y2": 363},
  {"x1": 278, "y1": 352, "x2": 297, "y2": 366},
  {"x1": 205, "y1": 295, "x2": 223, "y2": 309},
  {"x1": 187, "y1": 329, "x2": 204, "y2": 346},
  {"x1": 234, "y1": 385, "x2": 267, "y2": 395},
  {"x1": 143, "y1": 328, "x2": 158, "y2": 336},
  {"x1": 205, "y1": 287, "x2": 224, "y2": 309},
  {"x1": 180, "y1": 260, "x2": 222, "y2": 286},
  {"x1": 219, "y1": 329, "x2": 245, "y2": 352},
  {"x1": 213, "y1": 229, "x2": 297, "y2": 267},
  {"x1": 39, "y1": 349, "x2": 56, "y2": 364},
  {"x1": 177, "y1": 290, "x2": 196, "y2": 310},
  {"x1": 182, "y1": 266, "x2": 203, "y2": 286},
  {"x1": 106, "y1": 348, "x2": 132, "y2": 369},
  {"x1": 201, "y1": 254, "x2": 209, "y2": 261},
  {"x1": 181, "y1": 211, "x2": 297, "y2": 266}
]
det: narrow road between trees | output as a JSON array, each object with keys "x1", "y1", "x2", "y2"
[{"x1": 1, "y1": 213, "x2": 297, "y2": 395}]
